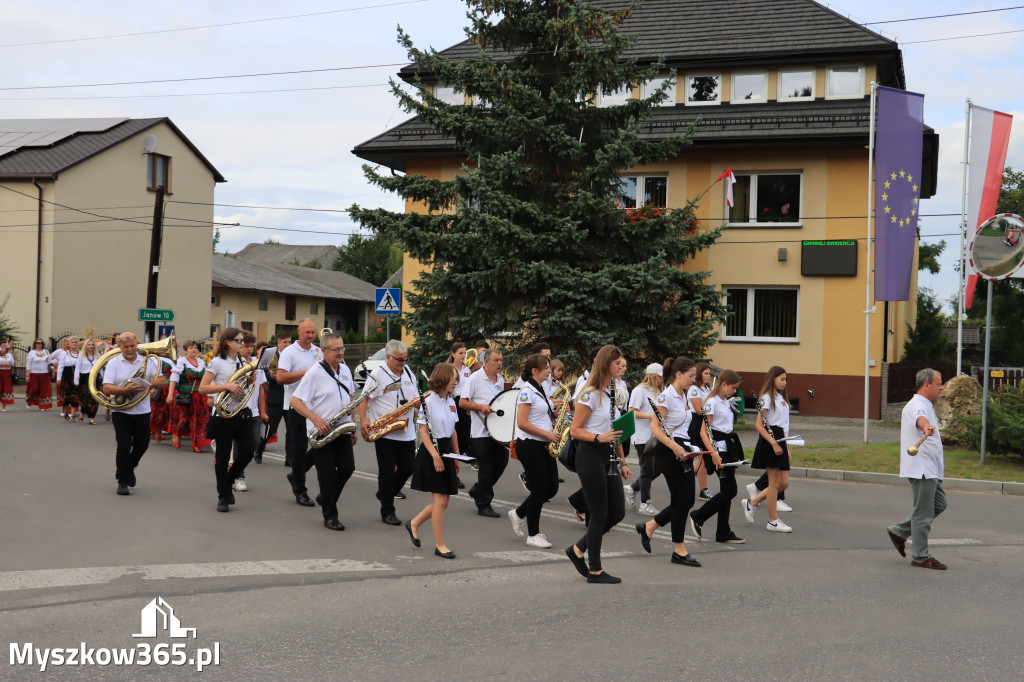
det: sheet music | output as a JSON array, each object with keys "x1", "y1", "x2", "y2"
[
  {"x1": 442, "y1": 453, "x2": 476, "y2": 461},
  {"x1": 717, "y1": 459, "x2": 749, "y2": 468},
  {"x1": 256, "y1": 347, "x2": 277, "y2": 370}
]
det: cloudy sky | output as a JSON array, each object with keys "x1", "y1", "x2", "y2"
[{"x1": 3, "y1": 1, "x2": 1022, "y2": 309}]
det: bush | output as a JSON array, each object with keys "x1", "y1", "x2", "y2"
[{"x1": 957, "y1": 383, "x2": 1024, "y2": 460}]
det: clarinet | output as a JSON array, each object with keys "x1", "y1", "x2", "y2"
[
  {"x1": 648, "y1": 396, "x2": 692, "y2": 473},
  {"x1": 752, "y1": 392, "x2": 774, "y2": 450},
  {"x1": 700, "y1": 399, "x2": 726, "y2": 480},
  {"x1": 418, "y1": 370, "x2": 441, "y2": 459}
]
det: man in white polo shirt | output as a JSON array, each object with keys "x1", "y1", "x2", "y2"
[
  {"x1": 459, "y1": 349, "x2": 507, "y2": 518},
  {"x1": 275, "y1": 318, "x2": 322, "y2": 507},
  {"x1": 887, "y1": 368, "x2": 948, "y2": 570}
]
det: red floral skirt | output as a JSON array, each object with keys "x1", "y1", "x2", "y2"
[
  {"x1": 0, "y1": 370, "x2": 13, "y2": 405},
  {"x1": 150, "y1": 388, "x2": 171, "y2": 432},
  {"x1": 26, "y1": 372, "x2": 53, "y2": 410},
  {"x1": 171, "y1": 392, "x2": 210, "y2": 442}
]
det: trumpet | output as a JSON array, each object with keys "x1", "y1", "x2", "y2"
[
  {"x1": 88, "y1": 333, "x2": 178, "y2": 411},
  {"x1": 309, "y1": 377, "x2": 378, "y2": 449}
]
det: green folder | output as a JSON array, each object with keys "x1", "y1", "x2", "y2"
[{"x1": 611, "y1": 410, "x2": 635, "y2": 445}]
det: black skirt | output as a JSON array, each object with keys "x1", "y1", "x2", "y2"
[
  {"x1": 411, "y1": 437, "x2": 459, "y2": 495},
  {"x1": 751, "y1": 425, "x2": 790, "y2": 470}
]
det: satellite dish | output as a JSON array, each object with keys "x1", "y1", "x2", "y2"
[{"x1": 142, "y1": 135, "x2": 159, "y2": 153}]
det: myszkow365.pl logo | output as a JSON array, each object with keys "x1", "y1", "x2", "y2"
[{"x1": 9, "y1": 597, "x2": 220, "y2": 672}]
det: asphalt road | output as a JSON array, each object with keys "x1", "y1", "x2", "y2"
[{"x1": 2, "y1": 408, "x2": 1022, "y2": 680}]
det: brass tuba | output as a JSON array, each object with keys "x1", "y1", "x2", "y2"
[
  {"x1": 214, "y1": 357, "x2": 262, "y2": 418},
  {"x1": 88, "y1": 333, "x2": 178, "y2": 411},
  {"x1": 463, "y1": 348, "x2": 478, "y2": 368}
]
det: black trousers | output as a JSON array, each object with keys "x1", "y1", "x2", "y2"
[
  {"x1": 468, "y1": 437, "x2": 508, "y2": 508},
  {"x1": 285, "y1": 410, "x2": 314, "y2": 495},
  {"x1": 455, "y1": 404, "x2": 471, "y2": 456},
  {"x1": 231, "y1": 418, "x2": 261, "y2": 468},
  {"x1": 690, "y1": 433, "x2": 740, "y2": 541},
  {"x1": 514, "y1": 439, "x2": 559, "y2": 536},
  {"x1": 112, "y1": 412, "x2": 150, "y2": 485},
  {"x1": 313, "y1": 436, "x2": 355, "y2": 521},
  {"x1": 652, "y1": 442, "x2": 696, "y2": 543},
  {"x1": 629, "y1": 442, "x2": 661, "y2": 503},
  {"x1": 375, "y1": 438, "x2": 415, "y2": 517},
  {"x1": 573, "y1": 442, "x2": 625, "y2": 572},
  {"x1": 212, "y1": 416, "x2": 258, "y2": 499},
  {"x1": 754, "y1": 472, "x2": 786, "y2": 500},
  {"x1": 256, "y1": 402, "x2": 284, "y2": 455}
]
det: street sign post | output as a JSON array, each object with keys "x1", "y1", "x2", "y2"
[
  {"x1": 139, "y1": 308, "x2": 175, "y2": 322},
  {"x1": 375, "y1": 289, "x2": 401, "y2": 340}
]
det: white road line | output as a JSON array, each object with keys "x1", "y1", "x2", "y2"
[{"x1": 905, "y1": 538, "x2": 981, "y2": 546}]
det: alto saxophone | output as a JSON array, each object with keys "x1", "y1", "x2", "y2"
[
  {"x1": 547, "y1": 382, "x2": 572, "y2": 458},
  {"x1": 365, "y1": 383, "x2": 432, "y2": 442},
  {"x1": 308, "y1": 377, "x2": 378, "y2": 449}
]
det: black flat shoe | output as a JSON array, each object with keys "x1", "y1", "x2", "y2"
[
  {"x1": 116, "y1": 484, "x2": 130, "y2": 496},
  {"x1": 395, "y1": 490, "x2": 406, "y2": 500},
  {"x1": 405, "y1": 521, "x2": 421, "y2": 548},
  {"x1": 323, "y1": 518, "x2": 345, "y2": 531},
  {"x1": 636, "y1": 523, "x2": 652, "y2": 554},
  {"x1": 671, "y1": 552, "x2": 701, "y2": 567},
  {"x1": 477, "y1": 506, "x2": 500, "y2": 518},
  {"x1": 434, "y1": 547, "x2": 456, "y2": 559},
  {"x1": 382, "y1": 513, "x2": 402, "y2": 526},
  {"x1": 217, "y1": 499, "x2": 229, "y2": 512},
  {"x1": 455, "y1": 476, "x2": 466, "y2": 489},
  {"x1": 587, "y1": 571, "x2": 621, "y2": 584},
  {"x1": 565, "y1": 546, "x2": 588, "y2": 577}
]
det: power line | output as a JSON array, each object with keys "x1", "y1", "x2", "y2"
[
  {"x1": 170, "y1": 200, "x2": 352, "y2": 214},
  {"x1": 864, "y1": 5, "x2": 1024, "y2": 25},
  {"x1": 0, "y1": 83, "x2": 388, "y2": 102},
  {"x1": 903, "y1": 27, "x2": 1024, "y2": 44},
  {"x1": 0, "y1": 0, "x2": 434, "y2": 49}
]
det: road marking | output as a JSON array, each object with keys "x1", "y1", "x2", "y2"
[
  {"x1": 905, "y1": 538, "x2": 980, "y2": 547},
  {"x1": 0, "y1": 559, "x2": 392, "y2": 593}
]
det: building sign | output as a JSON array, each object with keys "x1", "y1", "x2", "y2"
[{"x1": 800, "y1": 240, "x2": 858, "y2": 276}]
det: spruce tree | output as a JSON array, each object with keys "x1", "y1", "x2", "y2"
[{"x1": 350, "y1": 0, "x2": 724, "y2": 372}]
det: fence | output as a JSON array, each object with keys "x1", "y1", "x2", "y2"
[
  {"x1": 885, "y1": 359, "x2": 956, "y2": 404},
  {"x1": 973, "y1": 367, "x2": 1023, "y2": 391}
]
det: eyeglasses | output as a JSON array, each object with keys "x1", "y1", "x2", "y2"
[
  {"x1": 232, "y1": 337, "x2": 244, "y2": 343},
  {"x1": 390, "y1": 355, "x2": 408, "y2": 363},
  {"x1": 326, "y1": 346, "x2": 345, "y2": 353}
]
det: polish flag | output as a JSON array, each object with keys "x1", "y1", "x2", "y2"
[
  {"x1": 964, "y1": 106, "x2": 1014, "y2": 308},
  {"x1": 716, "y1": 168, "x2": 737, "y2": 207}
]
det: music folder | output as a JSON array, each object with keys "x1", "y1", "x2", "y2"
[{"x1": 611, "y1": 411, "x2": 635, "y2": 445}]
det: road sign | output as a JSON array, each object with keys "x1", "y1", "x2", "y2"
[
  {"x1": 375, "y1": 288, "x2": 401, "y2": 316},
  {"x1": 139, "y1": 308, "x2": 175, "y2": 322},
  {"x1": 157, "y1": 324, "x2": 175, "y2": 339}
]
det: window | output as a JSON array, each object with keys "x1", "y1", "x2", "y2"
[
  {"x1": 596, "y1": 85, "x2": 631, "y2": 107},
  {"x1": 147, "y1": 154, "x2": 170, "y2": 191},
  {"x1": 433, "y1": 84, "x2": 465, "y2": 105},
  {"x1": 310, "y1": 302, "x2": 319, "y2": 314},
  {"x1": 285, "y1": 296, "x2": 296, "y2": 321},
  {"x1": 642, "y1": 74, "x2": 676, "y2": 106},
  {"x1": 618, "y1": 175, "x2": 668, "y2": 208},
  {"x1": 723, "y1": 287, "x2": 799, "y2": 342},
  {"x1": 257, "y1": 298, "x2": 268, "y2": 311},
  {"x1": 778, "y1": 69, "x2": 815, "y2": 101},
  {"x1": 731, "y1": 72, "x2": 767, "y2": 103},
  {"x1": 686, "y1": 74, "x2": 721, "y2": 105},
  {"x1": 727, "y1": 173, "x2": 801, "y2": 225},
  {"x1": 211, "y1": 294, "x2": 220, "y2": 307},
  {"x1": 240, "y1": 321, "x2": 253, "y2": 332},
  {"x1": 826, "y1": 66, "x2": 864, "y2": 99},
  {"x1": 210, "y1": 324, "x2": 220, "y2": 338}
]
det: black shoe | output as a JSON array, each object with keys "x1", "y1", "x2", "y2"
[
  {"x1": 671, "y1": 552, "x2": 701, "y2": 567},
  {"x1": 116, "y1": 484, "x2": 130, "y2": 496},
  {"x1": 217, "y1": 499, "x2": 229, "y2": 512},
  {"x1": 128, "y1": 469, "x2": 137, "y2": 488},
  {"x1": 395, "y1": 490, "x2": 406, "y2": 500},
  {"x1": 477, "y1": 506, "x2": 500, "y2": 518},
  {"x1": 296, "y1": 493, "x2": 315, "y2": 507},
  {"x1": 717, "y1": 533, "x2": 745, "y2": 544},
  {"x1": 636, "y1": 523, "x2": 652, "y2": 554},
  {"x1": 519, "y1": 471, "x2": 530, "y2": 492},
  {"x1": 434, "y1": 547, "x2": 456, "y2": 559},
  {"x1": 688, "y1": 513, "x2": 703, "y2": 540},
  {"x1": 565, "y1": 546, "x2": 588, "y2": 577},
  {"x1": 698, "y1": 488, "x2": 713, "y2": 501},
  {"x1": 405, "y1": 521, "x2": 420, "y2": 547},
  {"x1": 284, "y1": 457, "x2": 292, "y2": 467},
  {"x1": 587, "y1": 571, "x2": 621, "y2": 584},
  {"x1": 382, "y1": 513, "x2": 402, "y2": 526},
  {"x1": 323, "y1": 518, "x2": 345, "y2": 531},
  {"x1": 254, "y1": 451, "x2": 262, "y2": 464},
  {"x1": 227, "y1": 491, "x2": 235, "y2": 505},
  {"x1": 455, "y1": 476, "x2": 466, "y2": 489}
]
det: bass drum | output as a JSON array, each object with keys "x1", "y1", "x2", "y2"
[{"x1": 485, "y1": 388, "x2": 520, "y2": 443}]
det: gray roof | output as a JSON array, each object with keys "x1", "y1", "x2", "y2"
[
  {"x1": 235, "y1": 243, "x2": 338, "y2": 270},
  {"x1": 401, "y1": 0, "x2": 903, "y2": 84},
  {"x1": 0, "y1": 117, "x2": 225, "y2": 182},
  {"x1": 381, "y1": 267, "x2": 403, "y2": 288},
  {"x1": 212, "y1": 254, "x2": 376, "y2": 303}
]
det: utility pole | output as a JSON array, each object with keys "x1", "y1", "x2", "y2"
[{"x1": 145, "y1": 186, "x2": 165, "y2": 342}]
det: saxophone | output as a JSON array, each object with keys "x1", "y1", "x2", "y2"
[
  {"x1": 365, "y1": 378, "x2": 432, "y2": 442},
  {"x1": 547, "y1": 382, "x2": 573, "y2": 458},
  {"x1": 308, "y1": 376, "x2": 378, "y2": 449}
]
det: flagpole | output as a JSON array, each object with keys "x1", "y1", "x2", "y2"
[
  {"x1": 956, "y1": 99, "x2": 972, "y2": 377},
  {"x1": 864, "y1": 81, "x2": 878, "y2": 444}
]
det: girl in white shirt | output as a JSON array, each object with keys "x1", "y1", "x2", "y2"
[
  {"x1": 448, "y1": 342, "x2": 472, "y2": 489},
  {"x1": 688, "y1": 363, "x2": 714, "y2": 501},
  {"x1": 745, "y1": 366, "x2": 793, "y2": 532},
  {"x1": 407, "y1": 363, "x2": 462, "y2": 559},
  {"x1": 625, "y1": 364, "x2": 664, "y2": 515}
]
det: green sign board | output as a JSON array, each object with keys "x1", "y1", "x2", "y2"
[{"x1": 139, "y1": 308, "x2": 175, "y2": 322}]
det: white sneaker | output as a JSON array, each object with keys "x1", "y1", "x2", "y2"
[
  {"x1": 624, "y1": 484, "x2": 637, "y2": 510},
  {"x1": 776, "y1": 500, "x2": 793, "y2": 512},
  {"x1": 508, "y1": 509, "x2": 526, "y2": 538},
  {"x1": 526, "y1": 533, "x2": 552, "y2": 548},
  {"x1": 741, "y1": 498, "x2": 755, "y2": 524},
  {"x1": 232, "y1": 477, "x2": 248, "y2": 492},
  {"x1": 766, "y1": 519, "x2": 792, "y2": 533},
  {"x1": 746, "y1": 481, "x2": 758, "y2": 501},
  {"x1": 638, "y1": 501, "x2": 659, "y2": 516}
]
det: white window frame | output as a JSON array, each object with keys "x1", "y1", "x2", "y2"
[
  {"x1": 777, "y1": 69, "x2": 816, "y2": 101},
  {"x1": 641, "y1": 73, "x2": 676, "y2": 106},
  {"x1": 825, "y1": 66, "x2": 865, "y2": 100},
  {"x1": 433, "y1": 84, "x2": 465, "y2": 106},
  {"x1": 730, "y1": 71, "x2": 768, "y2": 104},
  {"x1": 596, "y1": 84, "x2": 632, "y2": 108},
  {"x1": 726, "y1": 171, "x2": 803, "y2": 227},
  {"x1": 722, "y1": 286, "x2": 800, "y2": 343},
  {"x1": 685, "y1": 73, "x2": 721, "y2": 106},
  {"x1": 618, "y1": 174, "x2": 669, "y2": 208},
  {"x1": 310, "y1": 302, "x2": 319, "y2": 315}
]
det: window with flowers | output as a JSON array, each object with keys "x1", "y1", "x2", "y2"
[
  {"x1": 727, "y1": 173, "x2": 801, "y2": 226},
  {"x1": 618, "y1": 175, "x2": 667, "y2": 208}
]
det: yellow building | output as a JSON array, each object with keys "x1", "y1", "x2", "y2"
[
  {"x1": 352, "y1": 0, "x2": 939, "y2": 417},
  {"x1": 0, "y1": 117, "x2": 224, "y2": 344}
]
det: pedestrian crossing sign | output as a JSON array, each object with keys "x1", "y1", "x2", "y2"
[{"x1": 375, "y1": 288, "x2": 402, "y2": 315}]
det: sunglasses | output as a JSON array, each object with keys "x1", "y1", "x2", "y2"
[
  {"x1": 390, "y1": 355, "x2": 408, "y2": 363},
  {"x1": 232, "y1": 337, "x2": 244, "y2": 343}
]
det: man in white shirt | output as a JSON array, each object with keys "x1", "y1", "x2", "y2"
[
  {"x1": 291, "y1": 332, "x2": 356, "y2": 531},
  {"x1": 459, "y1": 349, "x2": 507, "y2": 518},
  {"x1": 101, "y1": 332, "x2": 168, "y2": 496},
  {"x1": 887, "y1": 368, "x2": 948, "y2": 570},
  {"x1": 359, "y1": 339, "x2": 419, "y2": 526},
  {"x1": 275, "y1": 319, "x2": 322, "y2": 507}
]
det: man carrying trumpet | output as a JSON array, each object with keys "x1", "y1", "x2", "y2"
[
  {"x1": 290, "y1": 332, "x2": 356, "y2": 531},
  {"x1": 887, "y1": 368, "x2": 947, "y2": 570}
]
